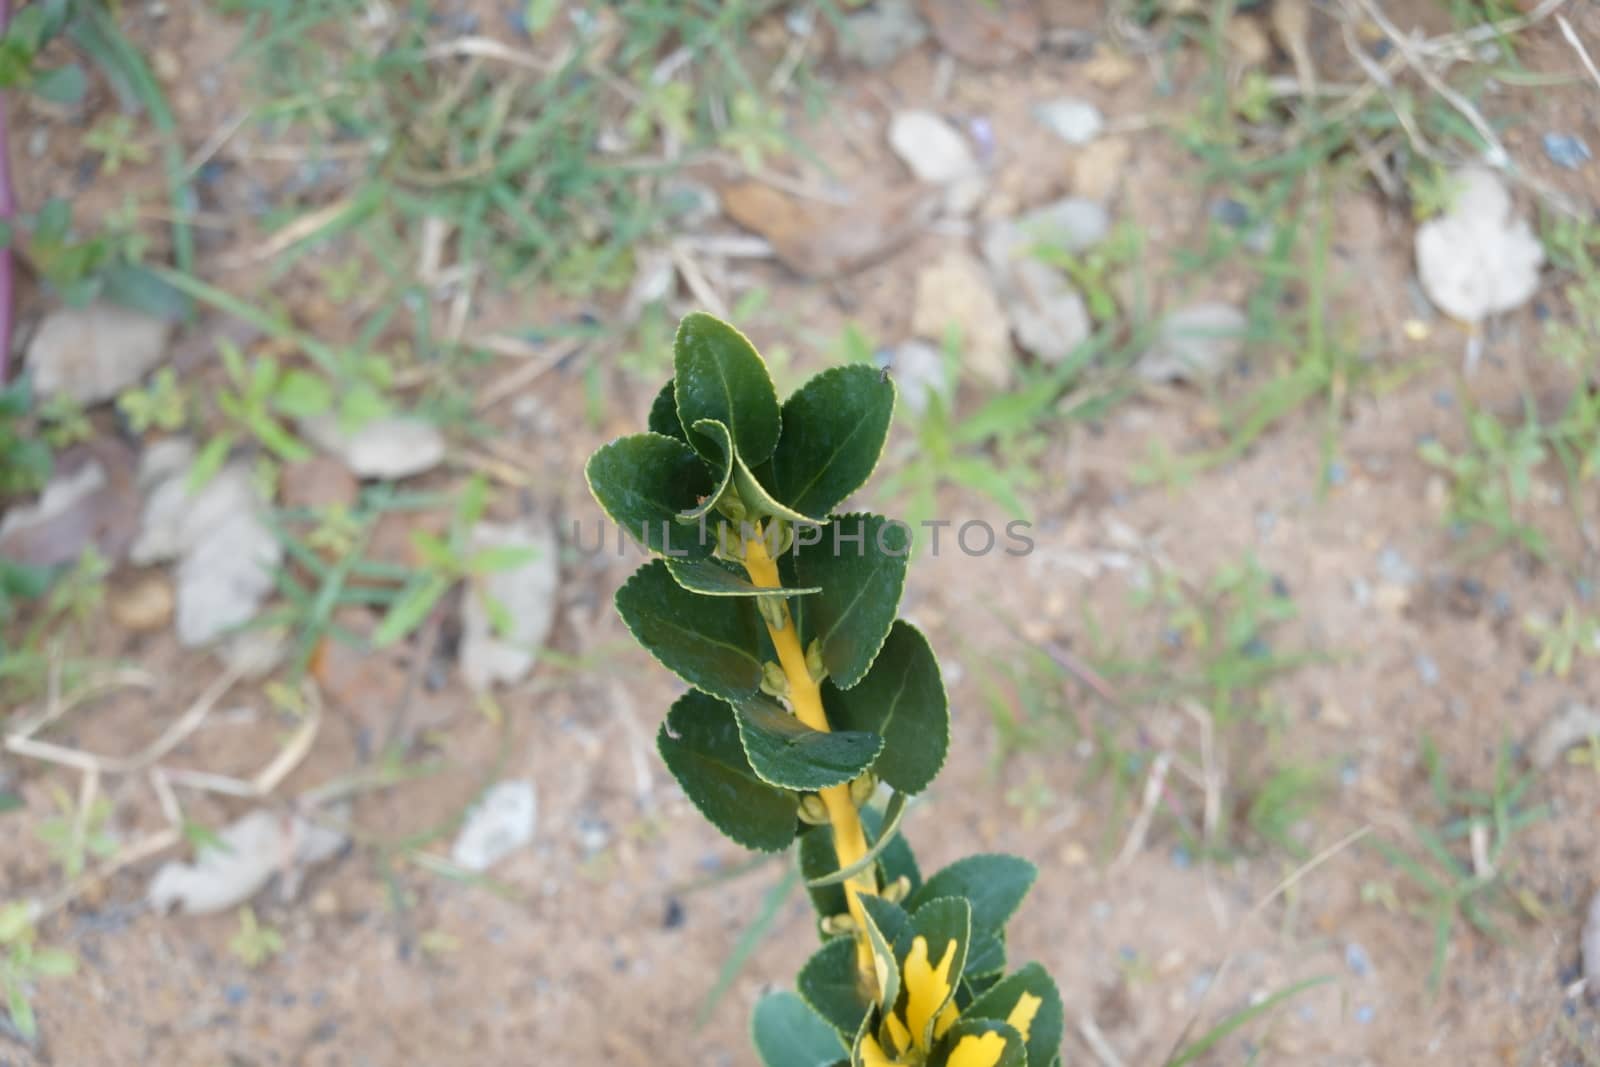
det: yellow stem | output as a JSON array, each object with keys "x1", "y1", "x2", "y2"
[{"x1": 742, "y1": 527, "x2": 877, "y2": 971}]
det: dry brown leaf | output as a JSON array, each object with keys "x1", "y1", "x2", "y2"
[
  {"x1": 720, "y1": 182, "x2": 934, "y2": 278},
  {"x1": 919, "y1": 0, "x2": 1041, "y2": 66},
  {"x1": 0, "y1": 439, "x2": 141, "y2": 568}
]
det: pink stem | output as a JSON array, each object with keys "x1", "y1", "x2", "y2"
[{"x1": 0, "y1": 0, "x2": 14, "y2": 385}]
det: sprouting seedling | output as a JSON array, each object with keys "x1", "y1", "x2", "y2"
[{"x1": 586, "y1": 312, "x2": 1066, "y2": 1066}]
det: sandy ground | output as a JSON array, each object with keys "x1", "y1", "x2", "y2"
[{"x1": 3, "y1": 1, "x2": 1600, "y2": 1065}]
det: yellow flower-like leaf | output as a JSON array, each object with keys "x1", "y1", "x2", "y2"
[
  {"x1": 945, "y1": 1031, "x2": 1007, "y2": 1067},
  {"x1": 903, "y1": 935, "x2": 959, "y2": 1051},
  {"x1": 1005, "y1": 991, "x2": 1042, "y2": 1042},
  {"x1": 884, "y1": 1012, "x2": 911, "y2": 1055},
  {"x1": 859, "y1": 1033, "x2": 898, "y2": 1067}
]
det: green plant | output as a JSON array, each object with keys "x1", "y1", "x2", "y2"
[
  {"x1": 0, "y1": 376, "x2": 52, "y2": 496},
  {"x1": 371, "y1": 477, "x2": 540, "y2": 648},
  {"x1": 117, "y1": 366, "x2": 189, "y2": 433},
  {"x1": 586, "y1": 313, "x2": 1063, "y2": 1066},
  {"x1": 1419, "y1": 408, "x2": 1550, "y2": 559},
  {"x1": 878, "y1": 331, "x2": 1085, "y2": 537},
  {"x1": 82, "y1": 114, "x2": 151, "y2": 175},
  {"x1": 0, "y1": 902, "x2": 76, "y2": 1044},
  {"x1": 33, "y1": 782, "x2": 117, "y2": 879},
  {"x1": 1525, "y1": 605, "x2": 1600, "y2": 678},
  {"x1": 1028, "y1": 221, "x2": 1144, "y2": 325},
  {"x1": 1373, "y1": 739, "x2": 1546, "y2": 990},
  {"x1": 0, "y1": 0, "x2": 85, "y2": 105},
  {"x1": 227, "y1": 907, "x2": 284, "y2": 968}
]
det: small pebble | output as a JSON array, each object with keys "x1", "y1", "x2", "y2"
[
  {"x1": 1377, "y1": 546, "x2": 1416, "y2": 586},
  {"x1": 662, "y1": 898, "x2": 685, "y2": 930},
  {"x1": 1325, "y1": 460, "x2": 1347, "y2": 487},
  {"x1": 1355, "y1": 1003, "x2": 1376, "y2": 1024},
  {"x1": 1032, "y1": 97, "x2": 1103, "y2": 145},
  {"x1": 1416, "y1": 654, "x2": 1441, "y2": 687},
  {"x1": 224, "y1": 984, "x2": 248, "y2": 1007},
  {"x1": 1345, "y1": 941, "x2": 1372, "y2": 978},
  {"x1": 1170, "y1": 845, "x2": 1193, "y2": 869},
  {"x1": 1210, "y1": 198, "x2": 1251, "y2": 228},
  {"x1": 1542, "y1": 132, "x2": 1592, "y2": 171}
]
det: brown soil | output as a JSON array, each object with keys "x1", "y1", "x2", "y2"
[{"x1": 3, "y1": 2, "x2": 1600, "y2": 1065}]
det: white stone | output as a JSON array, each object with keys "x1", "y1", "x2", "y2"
[
  {"x1": 1139, "y1": 303, "x2": 1250, "y2": 383},
  {"x1": 459, "y1": 516, "x2": 560, "y2": 690},
  {"x1": 26, "y1": 301, "x2": 172, "y2": 405},
  {"x1": 148, "y1": 808, "x2": 346, "y2": 915},
  {"x1": 889, "y1": 110, "x2": 978, "y2": 184},
  {"x1": 1415, "y1": 167, "x2": 1543, "y2": 322},
  {"x1": 450, "y1": 780, "x2": 537, "y2": 872},
  {"x1": 1033, "y1": 97, "x2": 1104, "y2": 145},
  {"x1": 302, "y1": 414, "x2": 446, "y2": 479}
]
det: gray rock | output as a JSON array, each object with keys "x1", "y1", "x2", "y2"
[
  {"x1": 1137, "y1": 302, "x2": 1249, "y2": 383},
  {"x1": 27, "y1": 301, "x2": 172, "y2": 405},
  {"x1": 1530, "y1": 701, "x2": 1600, "y2": 770},
  {"x1": 302, "y1": 414, "x2": 446, "y2": 480},
  {"x1": 460, "y1": 515, "x2": 560, "y2": 690},
  {"x1": 838, "y1": 0, "x2": 927, "y2": 68},
  {"x1": 981, "y1": 218, "x2": 1093, "y2": 365},
  {"x1": 889, "y1": 109, "x2": 978, "y2": 184},
  {"x1": 451, "y1": 780, "x2": 537, "y2": 872},
  {"x1": 1032, "y1": 97, "x2": 1104, "y2": 145},
  {"x1": 147, "y1": 808, "x2": 346, "y2": 915},
  {"x1": 1011, "y1": 197, "x2": 1111, "y2": 254},
  {"x1": 173, "y1": 465, "x2": 282, "y2": 647}
]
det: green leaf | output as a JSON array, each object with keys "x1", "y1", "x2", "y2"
[
  {"x1": 0, "y1": 902, "x2": 31, "y2": 942},
  {"x1": 674, "y1": 311, "x2": 781, "y2": 466},
  {"x1": 863, "y1": 802, "x2": 921, "y2": 898},
  {"x1": 857, "y1": 896, "x2": 905, "y2": 1015},
  {"x1": 964, "y1": 930, "x2": 1006, "y2": 982},
  {"x1": 372, "y1": 573, "x2": 451, "y2": 647},
  {"x1": 894, "y1": 896, "x2": 971, "y2": 1051},
  {"x1": 586, "y1": 433, "x2": 717, "y2": 559},
  {"x1": 906, "y1": 855, "x2": 1037, "y2": 939},
  {"x1": 97, "y1": 261, "x2": 194, "y2": 321},
  {"x1": 799, "y1": 826, "x2": 849, "y2": 921},
  {"x1": 187, "y1": 433, "x2": 234, "y2": 489},
  {"x1": 7, "y1": 984, "x2": 36, "y2": 1042},
  {"x1": 657, "y1": 691, "x2": 798, "y2": 853},
  {"x1": 34, "y1": 198, "x2": 70, "y2": 242},
  {"x1": 29, "y1": 947, "x2": 76, "y2": 978},
  {"x1": 467, "y1": 545, "x2": 541, "y2": 573},
  {"x1": 614, "y1": 560, "x2": 765, "y2": 705},
  {"x1": 963, "y1": 963, "x2": 1064, "y2": 1067},
  {"x1": 523, "y1": 0, "x2": 560, "y2": 34},
  {"x1": 681, "y1": 418, "x2": 736, "y2": 522},
  {"x1": 752, "y1": 990, "x2": 847, "y2": 1067},
  {"x1": 648, "y1": 379, "x2": 687, "y2": 442},
  {"x1": 823, "y1": 620, "x2": 947, "y2": 794},
  {"x1": 666, "y1": 557, "x2": 819, "y2": 598},
  {"x1": 928, "y1": 1018, "x2": 1026, "y2": 1067},
  {"x1": 790, "y1": 513, "x2": 910, "y2": 689},
  {"x1": 797, "y1": 935, "x2": 871, "y2": 1037},
  {"x1": 859, "y1": 896, "x2": 912, "y2": 947},
  {"x1": 767, "y1": 365, "x2": 895, "y2": 520},
  {"x1": 1166, "y1": 976, "x2": 1331, "y2": 1067},
  {"x1": 272, "y1": 368, "x2": 334, "y2": 419},
  {"x1": 735, "y1": 695, "x2": 883, "y2": 791},
  {"x1": 732, "y1": 448, "x2": 813, "y2": 523},
  {"x1": 32, "y1": 63, "x2": 86, "y2": 104}
]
